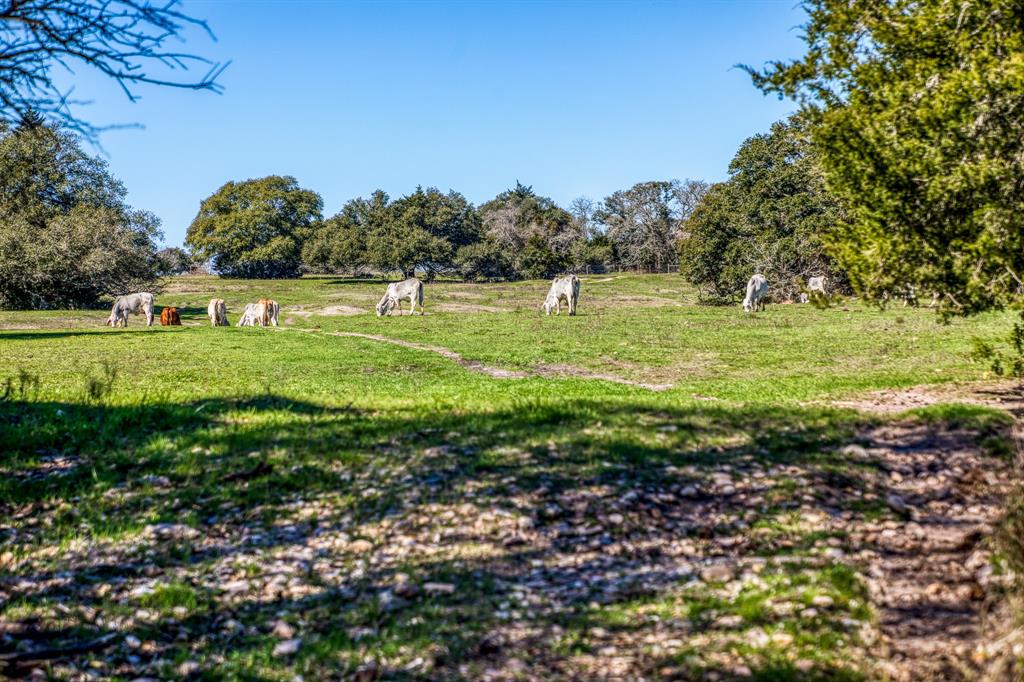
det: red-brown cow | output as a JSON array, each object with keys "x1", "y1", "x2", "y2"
[{"x1": 160, "y1": 307, "x2": 181, "y2": 326}]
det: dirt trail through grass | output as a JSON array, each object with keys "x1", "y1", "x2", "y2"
[
  {"x1": 328, "y1": 331, "x2": 675, "y2": 390},
  {"x1": 851, "y1": 423, "x2": 1014, "y2": 679}
]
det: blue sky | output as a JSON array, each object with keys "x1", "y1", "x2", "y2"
[{"x1": 63, "y1": 1, "x2": 805, "y2": 247}]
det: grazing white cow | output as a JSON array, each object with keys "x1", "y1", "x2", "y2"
[
  {"x1": 237, "y1": 302, "x2": 265, "y2": 327},
  {"x1": 376, "y1": 278, "x2": 424, "y2": 317},
  {"x1": 807, "y1": 276, "x2": 828, "y2": 297},
  {"x1": 208, "y1": 298, "x2": 228, "y2": 326},
  {"x1": 107, "y1": 292, "x2": 155, "y2": 327},
  {"x1": 742, "y1": 274, "x2": 768, "y2": 312},
  {"x1": 541, "y1": 275, "x2": 580, "y2": 316}
]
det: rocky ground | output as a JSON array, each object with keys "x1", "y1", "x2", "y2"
[{"x1": 2, "y1": 385, "x2": 1022, "y2": 680}]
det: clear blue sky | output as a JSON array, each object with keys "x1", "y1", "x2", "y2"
[{"x1": 64, "y1": 0, "x2": 805, "y2": 247}]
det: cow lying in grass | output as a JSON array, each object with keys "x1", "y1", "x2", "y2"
[
  {"x1": 541, "y1": 275, "x2": 580, "y2": 316},
  {"x1": 208, "y1": 298, "x2": 228, "y2": 326},
  {"x1": 376, "y1": 279, "x2": 424, "y2": 316},
  {"x1": 107, "y1": 293, "x2": 155, "y2": 327},
  {"x1": 160, "y1": 307, "x2": 181, "y2": 326},
  {"x1": 743, "y1": 274, "x2": 768, "y2": 312}
]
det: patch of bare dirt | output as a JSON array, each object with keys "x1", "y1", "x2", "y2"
[
  {"x1": 609, "y1": 294, "x2": 683, "y2": 307},
  {"x1": 434, "y1": 303, "x2": 506, "y2": 314},
  {"x1": 317, "y1": 305, "x2": 365, "y2": 316},
  {"x1": 831, "y1": 381, "x2": 1024, "y2": 415},
  {"x1": 329, "y1": 332, "x2": 528, "y2": 379},
  {"x1": 329, "y1": 332, "x2": 673, "y2": 389}
]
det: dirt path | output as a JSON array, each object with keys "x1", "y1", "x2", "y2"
[
  {"x1": 830, "y1": 382, "x2": 1024, "y2": 679},
  {"x1": 854, "y1": 423, "x2": 1015, "y2": 680},
  {"x1": 329, "y1": 331, "x2": 674, "y2": 390}
]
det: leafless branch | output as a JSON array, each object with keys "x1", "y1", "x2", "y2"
[{"x1": 0, "y1": 0, "x2": 227, "y2": 141}]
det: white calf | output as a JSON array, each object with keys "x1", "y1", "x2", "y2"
[
  {"x1": 107, "y1": 292, "x2": 155, "y2": 327},
  {"x1": 376, "y1": 278, "x2": 424, "y2": 317},
  {"x1": 541, "y1": 275, "x2": 580, "y2": 316},
  {"x1": 742, "y1": 274, "x2": 768, "y2": 312}
]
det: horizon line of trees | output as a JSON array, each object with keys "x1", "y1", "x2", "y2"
[
  {"x1": 183, "y1": 178, "x2": 712, "y2": 282},
  {"x1": 0, "y1": 112, "x2": 854, "y2": 310}
]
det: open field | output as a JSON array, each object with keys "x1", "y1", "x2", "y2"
[{"x1": 1, "y1": 274, "x2": 1022, "y2": 680}]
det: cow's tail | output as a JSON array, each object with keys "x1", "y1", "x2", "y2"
[{"x1": 417, "y1": 281, "x2": 424, "y2": 314}]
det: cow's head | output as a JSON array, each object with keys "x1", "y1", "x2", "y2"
[{"x1": 376, "y1": 297, "x2": 395, "y2": 317}]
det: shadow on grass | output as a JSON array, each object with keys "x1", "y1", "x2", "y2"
[{"x1": 0, "y1": 394, "x2": 1007, "y2": 679}]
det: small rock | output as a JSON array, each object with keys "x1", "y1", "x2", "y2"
[
  {"x1": 885, "y1": 494, "x2": 909, "y2": 515},
  {"x1": 811, "y1": 594, "x2": 834, "y2": 608},
  {"x1": 607, "y1": 513, "x2": 624, "y2": 525},
  {"x1": 838, "y1": 444, "x2": 870, "y2": 459},
  {"x1": 124, "y1": 635, "x2": 142, "y2": 649},
  {"x1": 349, "y1": 539, "x2": 374, "y2": 553},
  {"x1": 353, "y1": 661, "x2": 380, "y2": 682},
  {"x1": 177, "y1": 661, "x2": 201, "y2": 676},
  {"x1": 273, "y1": 638, "x2": 302, "y2": 657},
  {"x1": 423, "y1": 582, "x2": 455, "y2": 595},
  {"x1": 795, "y1": 659, "x2": 815, "y2": 673},
  {"x1": 272, "y1": 620, "x2": 296, "y2": 639},
  {"x1": 700, "y1": 564, "x2": 735, "y2": 583},
  {"x1": 714, "y1": 614, "x2": 743, "y2": 628}
]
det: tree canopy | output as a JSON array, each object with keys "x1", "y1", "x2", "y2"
[
  {"x1": 745, "y1": 0, "x2": 1024, "y2": 315},
  {"x1": 679, "y1": 118, "x2": 847, "y2": 301},
  {"x1": 0, "y1": 119, "x2": 161, "y2": 308},
  {"x1": 479, "y1": 182, "x2": 579, "y2": 278},
  {"x1": 186, "y1": 176, "x2": 322, "y2": 279},
  {"x1": 599, "y1": 179, "x2": 706, "y2": 273}
]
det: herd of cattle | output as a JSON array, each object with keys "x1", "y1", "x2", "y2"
[
  {"x1": 104, "y1": 271, "x2": 920, "y2": 328},
  {"x1": 105, "y1": 275, "x2": 586, "y2": 327}
]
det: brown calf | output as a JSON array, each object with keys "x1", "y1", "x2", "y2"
[{"x1": 160, "y1": 307, "x2": 181, "y2": 326}]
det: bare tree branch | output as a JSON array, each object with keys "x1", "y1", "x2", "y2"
[{"x1": 0, "y1": 0, "x2": 227, "y2": 141}]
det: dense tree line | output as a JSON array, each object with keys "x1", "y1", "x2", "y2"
[
  {"x1": 186, "y1": 178, "x2": 712, "y2": 281},
  {"x1": 0, "y1": 115, "x2": 164, "y2": 309},
  {"x1": 0, "y1": 117, "x2": 853, "y2": 310}
]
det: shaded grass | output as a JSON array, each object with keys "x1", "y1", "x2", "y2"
[{"x1": 0, "y1": 273, "x2": 1020, "y2": 679}]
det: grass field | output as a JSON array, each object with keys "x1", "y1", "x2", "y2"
[{"x1": 1, "y1": 274, "x2": 1021, "y2": 680}]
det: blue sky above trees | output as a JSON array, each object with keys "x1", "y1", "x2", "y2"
[{"x1": 59, "y1": 0, "x2": 805, "y2": 247}]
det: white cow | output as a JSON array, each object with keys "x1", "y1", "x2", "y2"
[
  {"x1": 742, "y1": 274, "x2": 768, "y2": 312},
  {"x1": 107, "y1": 292, "x2": 155, "y2": 327},
  {"x1": 541, "y1": 275, "x2": 580, "y2": 316},
  {"x1": 208, "y1": 298, "x2": 228, "y2": 327},
  {"x1": 807, "y1": 276, "x2": 828, "y2": 297},
  {"x1": 376, "y1": 278, "x2": 424, "y2": 317},
  {"x1": 237, "y1": 302, "x2": 266, "y2": 327}
]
